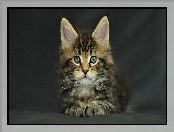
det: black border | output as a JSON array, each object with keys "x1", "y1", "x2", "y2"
[{"x1": 7, "y1": 7, "x2": 167, "y2": 125}]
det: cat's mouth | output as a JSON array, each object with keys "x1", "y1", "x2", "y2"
[
  {"x1": 80, "y1": 76, "x2": 90, "y2": 80},
  {"x1": 77, "y1": 75, "x2": 94, "y2": 85},
  {"x1": 83, "y1": 75, "x2": 88, "y2": 78}
]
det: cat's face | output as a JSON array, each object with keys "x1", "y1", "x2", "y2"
[
  {"x1": 73, "y1": 50, "x2": 98, "y2": 85},
  {"x1": 60, "y1": 16, "x2": 114, "y2": 86}
]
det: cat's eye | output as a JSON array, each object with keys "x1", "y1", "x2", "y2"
[
  {"x1": 90, "y1": 56, "x2": 97, "y2": 64},
  {"x1": 74, "y1": 56, "x2": 81, "y2": 64}
]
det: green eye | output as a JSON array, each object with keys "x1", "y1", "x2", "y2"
[
  {"x1": 90, "y1": 56, "x2": 97, "y2": 63},
  {"x1": 74, "y1": 56, "x2": 81, "y2": 64}
]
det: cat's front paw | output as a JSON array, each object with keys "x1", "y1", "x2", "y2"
[
  {"x1": 81, "y1": 101, "x2": 106, "y2": 117},
  {"x1": 85, "y1": 105, "x2": 105, "y2": 117},
  {"x1": 82, "y1": 100, "x2": 116, "y2": 117},
  {"x1": 65, "y1": 105, "x2": 83, "y2": 117},
  {"x1": 64, "y1": 101, "x2": 116, "y2": 117}
]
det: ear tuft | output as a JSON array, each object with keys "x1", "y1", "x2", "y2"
[
  {"x1": 60, "y1": 18, "x2": 78, "y2": 49},
  {"x1": 92, "y1": 16, "x2": 109, "y2": 48}
]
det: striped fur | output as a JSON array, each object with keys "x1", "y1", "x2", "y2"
[{"x1": 58, "y1": 16, "x2": 129, "y2": 117}]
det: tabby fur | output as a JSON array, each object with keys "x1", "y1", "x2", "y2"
[{"x1": 58, "y1": 16, "x2": 129, "y2": 117}]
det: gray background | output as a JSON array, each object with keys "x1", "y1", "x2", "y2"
[{"x1": 8, "y1": 8, "x2": 166, "y2": 124}]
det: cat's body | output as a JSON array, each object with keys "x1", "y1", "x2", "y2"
[{"x1": 59, "y1": 16, "x2": 129, "y2": 117}]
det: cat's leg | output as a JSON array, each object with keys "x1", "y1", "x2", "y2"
[
  {"x1": 82, "y1": 100, "x2": 116, "y2": 117},
  {"x1": 64, "y1": 105, "x2": 83, "y2": 117}
]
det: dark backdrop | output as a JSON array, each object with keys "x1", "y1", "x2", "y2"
[{"x1": 8, "y1": 8, "x2": 166, "y2": 124}]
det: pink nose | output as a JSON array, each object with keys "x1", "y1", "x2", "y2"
[{"x1": 82, "y1": 70, "x2": 89, "y2": 74}]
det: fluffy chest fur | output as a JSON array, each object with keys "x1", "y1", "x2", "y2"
[
  {"x1": 70, "y1": 85, "x2": 95, "y2": 98},
  {"x1": 69, "y1": 77, "x2": 107, "y2": 98}
]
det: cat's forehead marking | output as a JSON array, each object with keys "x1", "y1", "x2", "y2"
[{"x1": 75, "y1": 32, "x2": 96, "y2": 54}]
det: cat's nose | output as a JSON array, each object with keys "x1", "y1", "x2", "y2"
[{"x1": 82, "y1": 70, "x2": 89, "y2": 74}]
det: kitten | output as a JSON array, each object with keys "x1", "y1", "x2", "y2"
[{"x1": 59, "y1": 16, "x2": 129, "y2": 117}]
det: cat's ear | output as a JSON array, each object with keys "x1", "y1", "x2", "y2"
[
  {"x1": 92, "y1": 16, "x2": 109, "y2": 49},
  {"x1": 60, "y1": 18, "x2": 78, "y2": 49}
]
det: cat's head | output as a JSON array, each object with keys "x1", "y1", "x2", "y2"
[{"x1": 60, "y1": 16, "x2": 114, "y2": 85}]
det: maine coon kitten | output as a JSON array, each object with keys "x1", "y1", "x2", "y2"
[{"x1": 59, "y1": 16, "x2": 129, "y2": 117}]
